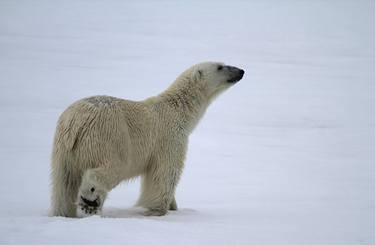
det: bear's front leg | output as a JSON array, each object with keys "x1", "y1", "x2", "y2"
[
  {"x1": 137, "y1": 152, "x2": 185, "y2": 216},
  {"x1": 169, "y1": 196, "x2": 178, "y2": 211}
]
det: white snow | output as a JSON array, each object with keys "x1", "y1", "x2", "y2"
[{"x1": 1, "y1": 0, "x2": 375, "y2": 244}]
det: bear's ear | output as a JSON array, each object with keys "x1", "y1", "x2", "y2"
[{"x1": 193, "y1": 69, "x2": 203, "y2": 81}]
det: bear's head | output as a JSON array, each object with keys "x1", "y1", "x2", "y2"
[{"x1": 190, "y1": 62, "x2": 244, "y2": 101}]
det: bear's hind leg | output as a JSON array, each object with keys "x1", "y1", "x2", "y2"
[
  {"x1": 51, "y1": 159, "x2": 81, "y2": 217},
  {"x1": 51, "y1": 179, "x2": 80, "y2": 217},
  {"x1": 77, "y1": 165, "x2": 123, "y2": 217}
]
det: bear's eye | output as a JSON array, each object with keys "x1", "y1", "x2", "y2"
[{"x1": 217, "y1": 65, "x2": 223, "y2": 71}]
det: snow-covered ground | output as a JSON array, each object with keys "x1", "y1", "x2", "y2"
[{"x1": 1, "y1": 0, "x2": 374, "y2": 244}]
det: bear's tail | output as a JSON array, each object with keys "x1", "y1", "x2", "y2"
[{"x1": 50, "y1": 152, "x2": 81, "y2": 217}]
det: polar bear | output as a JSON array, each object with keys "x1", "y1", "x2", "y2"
[{"x1": 50, "y1": 62, "x2": 244, "y2": 217}]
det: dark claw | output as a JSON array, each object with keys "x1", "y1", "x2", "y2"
[{"x1": 81, "y1": 196, "x2": 100, "y2": 207}]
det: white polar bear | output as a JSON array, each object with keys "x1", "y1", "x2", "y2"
[{"x1": 50, "y1": 62, "x2": 244, "y2": 217}]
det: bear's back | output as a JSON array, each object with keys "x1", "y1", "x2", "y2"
[{"x1": 54, "y1": 95, "x2": 157, "y2": 164}]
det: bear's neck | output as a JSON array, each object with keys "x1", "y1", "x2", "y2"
[{"x1": 147, "y1": 78, "x2": 209, "y2": 134}]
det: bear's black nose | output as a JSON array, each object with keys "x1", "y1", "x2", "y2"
[
  {"x1": 237, "y1": 69, "x2": 244, "y2": 80},
  {"x1": 226, "y1": 66, "x2": 244, "y2": 83}
]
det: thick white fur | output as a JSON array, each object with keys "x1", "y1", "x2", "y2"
[{"x1": 50, "y1": 62, "x2": 242, "y2": 217}]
